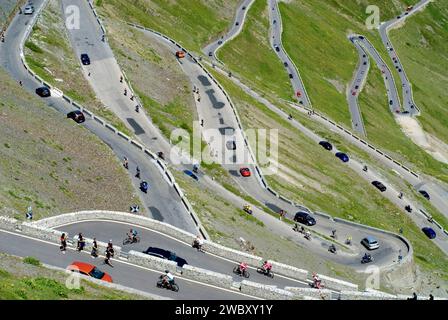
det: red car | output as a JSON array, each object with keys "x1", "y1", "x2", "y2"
[
  {"x1": 240, "y1": 167, "x2": 251, "y2": 177},
  {"x1": 296, "y1": 90, "x2": 301, "y2": 97},
  {"x1": 352, "y1": 91, "x2": 356, "y2": 96},
  {"x1": 67, "y1": 261, "x2": 113, "y2": 283}
]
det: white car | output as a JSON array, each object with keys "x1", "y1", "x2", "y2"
[
  {"x1": 361, "y1": 236, "x2": 380, "y2": 250},
  {"x1": 24, "y1": 6, "x2": 34, "y2": 15}
]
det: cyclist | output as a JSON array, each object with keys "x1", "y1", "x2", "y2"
[
  {"x1": 162, "y1": 270, "x2": 175, "y2": 287},
  {"x1": 261, "y1": 260, "x2": 272, "y2": 273},
  {"x1": 238, "y1": 262, "x2": 248, "y2": 275},
  {"x1": 128, "y1": 229, "x2": 138, "y2": 243}
]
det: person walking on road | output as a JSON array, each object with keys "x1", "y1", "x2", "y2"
[
  {"x1": 120, "y1": 75, "x2": 123, "y2": 83},
  {"x1": 124, "y1": 88, "x2": 127, "y2": 96},
  {"x1": 104, "y1": 241, "x2": 114, "y2": 267},
  {"x1": 135, "y1": 166, "x2": 140, "y2": 179},
  {"x1": 91, "y1": 238, "x2": 98, "y2": 258},
  {"x1": 77, "y1": 233, "x2": 85, "y2": 252},
  {"x1": 123, "y1": 157, "x2": 129, "y2": 169},
  {"x1": 60, "y1": 233, "x2": 67, "y2": 254}
]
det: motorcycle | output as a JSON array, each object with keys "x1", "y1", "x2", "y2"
[
  {"x1": 243, "y1": 206, "x2": 253, "y2": 215},
  {"x1": 156, "y1": 276, "x2": 179, "y2": 292},
  {"x1": 328, "y1": 244, "x2": 337, "y2": 254},
  {"x1": 361, "y1": 255, "x2": 374, "y2": 264},
  {"x1": 140, "y1": 181, "x2": 149, "y2": 193},
  {"x1": 192, "y1": 240, "x2": 204, "y2": 252},
  {"x1": 233, "y1": 266, "x2": 250, "y2": 278},
  {"x1": 256, "y1": 267, "x2": 274, "y2": 279}
]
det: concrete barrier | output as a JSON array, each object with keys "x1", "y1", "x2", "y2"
[
  {"x1": 268, "y1": 261, "x2": 308, "y2": 281},
  {"x1": 319, "y1": 274, "x2": 358, "y2": 291},
  {"x1": 340, "y1": 290, "x2": 400, "y2": 300},
  {"x1": 182, "y1": 264, "x2": 233, "y2": 288},
  {"x1": 0, "y1": 216, "x2": 20, "y2": 231},
  {"x1": 127, "y1": 250, "x2": 178, "y2": 273},
  {"x1": 239, "y1": 280, "x2": 294, "y2": 300},
  {"x1": 21, "y1": 222, "x2": 65, "y2": 243},
  {"x1": 203, "y1": 241, "x2": 263, "y2": 266},
  {"x1": 285, "y1": 287, "x2": 333, "y2": 300}
]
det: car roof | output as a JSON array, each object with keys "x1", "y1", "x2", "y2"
[
  {"x1": 365, "y1": 236, "x2": 377, "y2": 242},
  {"x1": 68, "y1": 261, "x2": 94, "y2": 273}
]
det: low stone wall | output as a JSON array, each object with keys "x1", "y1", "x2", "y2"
[
  {"x1": 285, "y1": 287, "x2": 333, "y2": 300},
  {"x1": 239, "y1": 280, "x2": 294, "y2": 300},
  {"x1": 127, "y1": 250, "x2": 178, "y2": 273},
  {"x1": 203, "y1": 241, "x2": 263, "y2": 267},
  {"x1": 21, "y1": 222, "x2": 65, "y2": 243},
  {"x1": 340, "y1": 290, "x2": 400, "y2": 300},
  {"x1": 320, "y1": 274, "x2": 358, "y2": 291},
  {"x1": 268, "y1": 260, "x2": 308, "y2": 281},
  {"x1": 182, "y1": 264, "x2": 233, "y2": 288},
  {"x1": 0, "y1": 216, "x2": 20, "y2": 232}
]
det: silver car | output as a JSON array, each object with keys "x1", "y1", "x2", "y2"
[
  {"x1": 24, "y1": 6, "x2": 34, "y2": 15},
  {"x1": 361, "y1": 236, "x2": 380, "y2": 250}
]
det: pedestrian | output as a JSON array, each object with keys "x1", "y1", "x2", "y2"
[
  {"x1": 60, "y1": 233, "x2": 67, "y2": 254},
  {"x1": 19, "y1": 80, "x2": 23, "y2": 86},
  {"x1": 120, "y1": 75, "x2": 123, "y2": 83},
  {"x1": 429, "y1": 294, "x2": 434, "y2": 300},
  {"x1": 19, "y1": 8, "x2": 22, "y2": 14},
  {"x1": 135, "y1": 105, "x2": 139, "y2": 113},
  {"x1": 130, "y1": 95, "x2": 134, "y2": 101},
  {"x1": 398, "y1": 249, "x2": 403, "y2": 263},
  {"x1": 288, "y1": 114, "x2": 293, "y2": 120},
  {"x1": 200, "y1": 119, "x2": 204, "y2": 127},
  {"x1": 399, "y1": 227, "x2": 403, "y2": 234},
  {"x1": 135, "y1": 166, "x2": 140, "y2": 179},
  {"x1": 101, "y1": 34, "x2": 105, "y2": 42},
  {"x1": 197, "y1": 94, "x2": 201, "y2": 102},
  {"x1": 398, "y1": 192, "x2": 403, "y2": 199},
  {"x1": 88, "y1": 72, "x2": 91, "y2": 77},
  {"x1": 104, "y1": 241, "x2": 114, "y2": 267},
  {"x1": 77, "y1": 233, "x2": 85, "y2": 252},
  {"x1": 91, "y1": 238, "x2": 98, "y2": 258},
  {"x1": 123, "y1": 157, "x2": 129, "y2": 169},
  {"x1": 124, "y1": 88, "x2": 127, "y2": 96}
]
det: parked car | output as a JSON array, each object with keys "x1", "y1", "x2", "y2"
[
  {"x1": 419, "y1": 190, "x2": 430, "y2": 200},
  {"x1": 239, "y1": 167, "x2": 251, "y2": 177},
  {"x1": 35, "y1": 86, "x2": 51, "y2": 97},
  {"x1": 293, "y1": 211, "x2": 316, "y2": 226},
  {"x1": 335, "y1": 152, "x2": 349, "y2": 163},
  {"x1": 23, "y1": 5, "x2": 34, "y2": 15},
  {"x1": 361, "y1": 236, "x2": 379, "y2": 250},
  {"x1": 67, "y1": 261, "x2": 112, "y2": 282},
  {"x1": 143, "y1": 247, "x2": 187, "y2": 267},
  {"x1": 371, "y1": 181, "x2": 387, "y2": 192},
  {"x1": 319, "y1": 141, "x2": 333, "y2": 151},
  {"x1": 67, "y1": 110, "x2": 85, "y2": 123},
  {"x1": 422, "y1": 227, "x2": 436, "y2": 239},
  {"x1": 80, "y1": 53, "x2": 90, "y2": 65}
]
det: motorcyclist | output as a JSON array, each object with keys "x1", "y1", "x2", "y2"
[
  {"x1": 162, "y1": 270, "x2": 175, "y2": 287},
  {"x1": 261, "y1": 260, "x2": 272, "y2": 273},
  {"x1": 362, "y1": 253, "x2": 371, "y2": 261},
  {"x1": 243, "y1": 204, "x2": 252, "y2": 213},
  {"x1": 346, "y1": 235, "x2": 352, "y2": 245},
  {"x1": 329, "y1": 244, "x2": 336, "y2": 253}
]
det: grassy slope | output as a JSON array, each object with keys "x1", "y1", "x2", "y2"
[
  {"x1": 208, "y1": 67, "x2": 448, "y2": 282},
  {"x1": 389, "y1": 1, "x2": 448, "y2": 145},
  {"x1": 24, "y1": 0, "x2": 131, "y2": 135},
  {"x1": 218, "y1": 0, "x2": 292, "y2": 100},
  {"x1": 0, "y1": 254, "x2": 146, "y2": 299},
  {"x1": 96, "y1": 0, "x2": 239, "y2": 53},
  {"x1": 279, "y1": 0, "x2": 448, "y2": 183},
  {"x1": 0, "y1": 68, "x2": 139, "y2": 219}
]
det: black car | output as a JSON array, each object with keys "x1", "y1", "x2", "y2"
[
  {"x1": 143, "y1": 247, "x2": 187, "y2": 267},
  {"x1": 235, "y1": 21, "x2": 239, "y2": 26},
  {"x1": 275, "y1": 46, "x2": 280, "y2": 52},
  {"x1": 363, "y1": 61, "x2": 367, "y2": 65},
  {"x1": 80, "y1": 53, "x2": 90, "y2": 65},
  {"x1": 284, "y1": 62, "x2": 288, "y2": 67},
  {"x1": 35, "y1": 86, "x2": 51, "y2": 97},
  {"x1": 289, "y1": 74, "x2": 293, "y2": 79},
  {"x1": 294, "y1": 211, "x2": 316, "y2": 226},
  {"x1": 67, "y1": 110, "x2": 85, "y2": 123},
  {"x1": 319, "y1": 141, "x2": 333, "y2": 151},
  {"x1": 208, "y1": 51, "x2": 213, "y2": 57},
  {"x1": 389, "y1": 100, "x2": 393, "y2": 105},
  {"x1": 419, "y1": 190, "x2": 430, "y2": 200},
  {"x1": 371, "y1": 181, "x2": 387, "y2": 192}
]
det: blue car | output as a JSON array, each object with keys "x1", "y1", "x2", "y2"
[
  {"x1": 335, "y1": 152, "x2": 349, "y2": 163},
  {"x1": 422, "y1": 227, "x2": 436, "y2": 239},
  {"x1": 140, "y1": 181, "x2": 149, "y2": 193}
]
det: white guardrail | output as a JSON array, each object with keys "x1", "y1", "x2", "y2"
[{"x1": 19, "y1": 0, "x2": 209, "y2": 240}]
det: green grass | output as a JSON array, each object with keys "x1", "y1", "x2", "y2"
[
  {"x1": 218, "y1": 0, "x2": 292, "y2": 101},
  {"x1": 23, "y1": 257, "x2": 41, "y2": 266},
  {"x1": 96, "y1": 0, "x2": 240, "y2": 53},
  {"x1": 207, "y1": 66, "x2": 448, "y2": 281}
]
